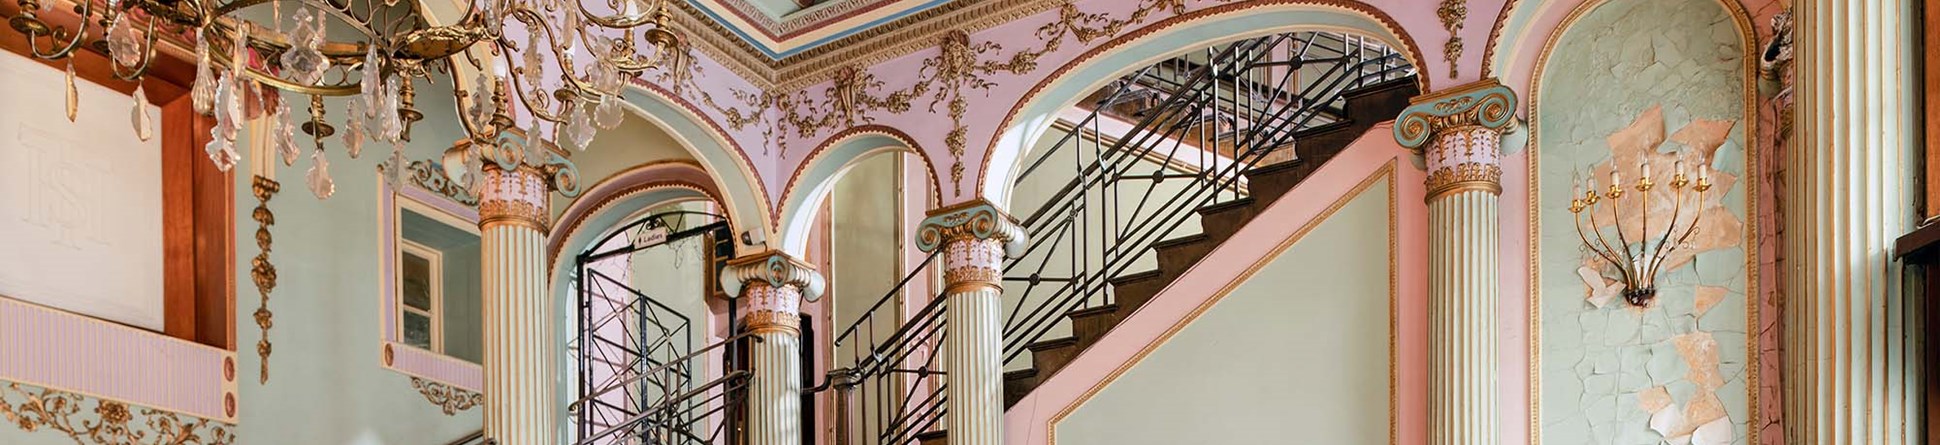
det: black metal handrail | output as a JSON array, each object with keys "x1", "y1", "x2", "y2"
[
  {"x1": 813, "y1": 249, "x2": 950, "y2": 445},
  {"x1": 573, "y1": 209, "x2": 741, "y2": 445},
  {"x1": 1000, "y1": 31, "x2": 1414, "y2": 365}
]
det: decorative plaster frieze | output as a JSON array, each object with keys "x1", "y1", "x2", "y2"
[
  {"x1": 721, "y1": 252, "x2": 825, "y2": 335},
  {"x1": 0, "y1": 382, "x2": 235, "y2": 445},
  {"x1": 410, "y1": 377, "x2": 483, "y2": 416}
]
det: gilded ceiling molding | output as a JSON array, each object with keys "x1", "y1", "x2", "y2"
[
  {"x1": 1437, "y1": 0, "x2": 1468, "y2": 79},
  {"x1": 249, "y1": 175, "x2": 279, "y2": 385},
  {"x1": 0, "y1": 383, "x2": 235, "y2": 445},
  {"x1": 669, "y1": 0, "x2": 1063, "y2": 90},
  {"x1": 410, "y1": 378, "x2": 483, "y2": 416}
]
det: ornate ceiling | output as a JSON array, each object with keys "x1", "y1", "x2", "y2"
[
  {"x1": 676, "y1": 0, "x2": 1058, "y2": 90},
  {"x1": 689, "y1": 0, "x2": 949, "y2": 59}
]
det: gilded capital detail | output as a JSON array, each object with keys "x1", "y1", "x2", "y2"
[
  {"x1": 477, "y1": 165, "x2": 552, "y2": 231},
  {"x1": 1394, "y1": 79, "x2": 1517, "y2": 200},
  {"x1": 722, "y1": 252, "x2": 825, "y2": 335},
  {"x1": 916, "y1": 200, "x2": 1024, "y2": 291}
]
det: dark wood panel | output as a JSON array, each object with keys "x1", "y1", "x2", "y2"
[{"x1": 1926, "y1": 0, "x2": 1940, "y2": 219}]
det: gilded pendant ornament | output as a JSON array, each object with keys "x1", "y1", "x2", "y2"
[
  {"x1": 1437, "y1": 0, "x2": 1468, "y2": 79},
  {"x1": 249, "y1": 175, "x2": 280, "y2": 384},
  {"x1": 0, "y1": 383, "x2": 235, "y2": 445},
  {"x1": 409, "y1": 378, "x2": 483, "y2": 416}
]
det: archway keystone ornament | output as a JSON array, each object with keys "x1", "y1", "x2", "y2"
[
  {"x1": 720, "y1": 252, "x2": 825, "y2": 445},
  {"x1": 1392, "y1": 78, "x2": 1517, "y2": 445},
  {"x1": 915, "y1": 199, "x2": 1024, "y2": 445}
]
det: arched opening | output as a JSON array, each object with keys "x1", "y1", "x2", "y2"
[
  {"x1": 567, "y1": 202, "x2": 739, "y2": 445},
  {"x1": 992, "y1": 27, "x2": 1420, "y2": 382}
]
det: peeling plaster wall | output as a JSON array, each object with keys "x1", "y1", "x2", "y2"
[
  {"x1": 1054, "y1": 177, "x2": 1391, "y2": 445},
  {"x1": 1533, "y1": 0, "x2": 1753, "y2": 444}
]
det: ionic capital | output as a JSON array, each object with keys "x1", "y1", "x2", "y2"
[
  {"x1": 917, "y1": 200, "x2": 1025, "y2": 293},
  {"x1": 1393, "y1": 78, "x2": 1517, "y2": 153},
  {"x1": 465, "y1": 128, "x2": 581, "y2": 231},
  {"x1": 721, "y1": 252, "x2": 825, "y2": 335}
]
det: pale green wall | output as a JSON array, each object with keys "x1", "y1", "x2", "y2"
[
  {"x1": 1535, "y1": 0, "x2": 1751, "y2": 444},
  {"x1": 227, "y1": 78, "x2": 483, "y2": 444},
  {"x1": 1055, "y1": 178, "x2": 1391, "y2": 444},
  {"x1": 829, "y1": 153, "x2": 904, "y2": 363}
]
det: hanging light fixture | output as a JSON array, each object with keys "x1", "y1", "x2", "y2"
[
  {"x1": 5, "y1": 0, "x2": 685, "y2": 197},
  {"x1": 1568, "y1": 155, "x2": 1714, "y2": 307}
]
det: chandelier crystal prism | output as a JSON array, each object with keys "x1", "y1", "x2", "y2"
[
  {"x1": 1568, "y1": 156, "x2": 1714, "y2": 307},
  {"x1": 6, "y1": 0, "x2": 682, "y2": 197}
]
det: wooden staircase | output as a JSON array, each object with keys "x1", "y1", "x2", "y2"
[{"x1": 917, "y1": 77, "x2": 1417, "y2": 445}]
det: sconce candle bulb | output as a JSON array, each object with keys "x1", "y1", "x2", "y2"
[{"x1": 1569, "y1": 153, "x2": 1712, "y2": 306}]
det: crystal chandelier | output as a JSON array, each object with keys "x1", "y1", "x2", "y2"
[
  {"x1": 6, "y1": 0, "x2": 687, "y2": 197},
  {"x1": 1568, "y1": 156, "x2": 1713, "y2": 307}
]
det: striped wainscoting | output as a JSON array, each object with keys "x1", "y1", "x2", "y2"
[
  {"x1": 0, "y1": 296, "x2": 239, "y2": 422},
  {"x1": 383, "y1": 341, "x2": 485, "y2": 391}
]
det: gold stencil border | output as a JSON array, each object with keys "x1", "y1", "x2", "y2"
[
  {"x1": 1044, "y1": 160, "x2": 1399, "y2": 445},
  {"x1": 1523, "y1": 0, "x2": 1761, "y2": 444}
]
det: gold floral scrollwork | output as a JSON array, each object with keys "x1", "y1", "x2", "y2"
[
  {"x1": 0, "y1": 383, "x2": 235, "y2": 444},
  {"x1": 1437, "y1": 0, "x2": 1468, "y2": 79},
  {"x1": 250, "y1": 175, "x2": 280, "y2": 385},
  {"x1": 410, "y1": 378, "x2": 483, "y2": 416},
  {"x1": 402, "y1": 160, "x2": 479, "y2": 206},
  {"x1": 1424, "y1": 162, "x2": 1503, "y2": 199}
]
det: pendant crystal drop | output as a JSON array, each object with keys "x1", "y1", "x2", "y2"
[
  {"x1": 204, "y1": 125, "x2": 239, "y2": 172},
  {"x1": 192, "y1": 36, "x2": 216, "y2": 115},
  {"x1": 463, "y1": 148, "x2": 485, "y2": 192},
  {"x1": 377, "y1": 80, "x2": 403, "y2": 141},
  {"x1": 273, "y1": 100, "x2": 299, "y2": 166},
  {"x1": 524, "y1": 126, "x2": 547, "y2": 162},
  {"x1": 280, "y1": 9, "x2": 330, "y2": 85},
  {"x1": 521, "y1": 33, "x2": 544, "y2": 87},
  {"x1": 382, "y1": 142, "x2": 407, "y2": 190},
  {"x1": 344, "y1": 99, "x2": 367, "y2": 158},
  {"x1": 468, "y1": 71, "x2": 494, "y2": 126},
  {"x1": 595, "y1": 96, "x2": 623, "y2": 129},
  {"x1": 306, "y1": 149, "x2": 335, "y2": 199},
  {"x1": 214, "y1": 78, "x2": 242, "y2": 142},
  {"x1": 64, "y1": 61, "x2": 76, "y2": 122},
  {"x1": 360, "y1": 47, "x2": 382, "y2": 115},
  {"x1": 568, "y1": 104, "x2": 596, "y2": 150},
  {"x1": 131, "y1": 84, "x2": 153, "y2": 142},
  {"x1": 229, "y1": 23, "x2": 248, "y2": 77},
  {"x1": 107, "y1": 15, "x2": 141, "y2": 69}
]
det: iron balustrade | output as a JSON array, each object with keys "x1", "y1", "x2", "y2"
[
  {"x1": 573, "y1": 211, "x2": 742, "y2": 445},
  {"x1": 813, "y1": 250, "x2": 949, "y2": 445},
  {"x1": 1001, "y1": 31, "x2": 1414, "y2": 366}
]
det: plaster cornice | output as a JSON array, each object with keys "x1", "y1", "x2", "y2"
[{"x1": 675, "y1": 0, "x2": 1060, "y2": 91}]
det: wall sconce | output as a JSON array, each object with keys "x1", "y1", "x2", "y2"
[{"x1": 1569, "y1": 157, "x2": 1712, "y2": 306}]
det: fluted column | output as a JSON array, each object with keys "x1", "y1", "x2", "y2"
[
  {"x1": 1395, "y1": 80, "x2": 1517, "y2": 445},
  {"x1": 478, "y1": 164, "x2": 557, "y2": 445},
  {"x1": 471, "y1": 134, "x2": 580, "y2": 445},
  {"x1": 721, "y1": 253, "x2": 825, "y2": 445},
  {"x1": 1787, "y1": 1, "x2": 1921, "y2": 444},
  {"x1": 916, "y1": 201, "x2": 1024, "y2": 445}
]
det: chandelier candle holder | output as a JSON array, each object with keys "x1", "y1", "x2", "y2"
[
  {"x1": 5, "y1": 0, "x2": 686, "y2": 198},
  {"x1": 1568, "y1": 157, "x2": 1713, "y2": 307}
]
